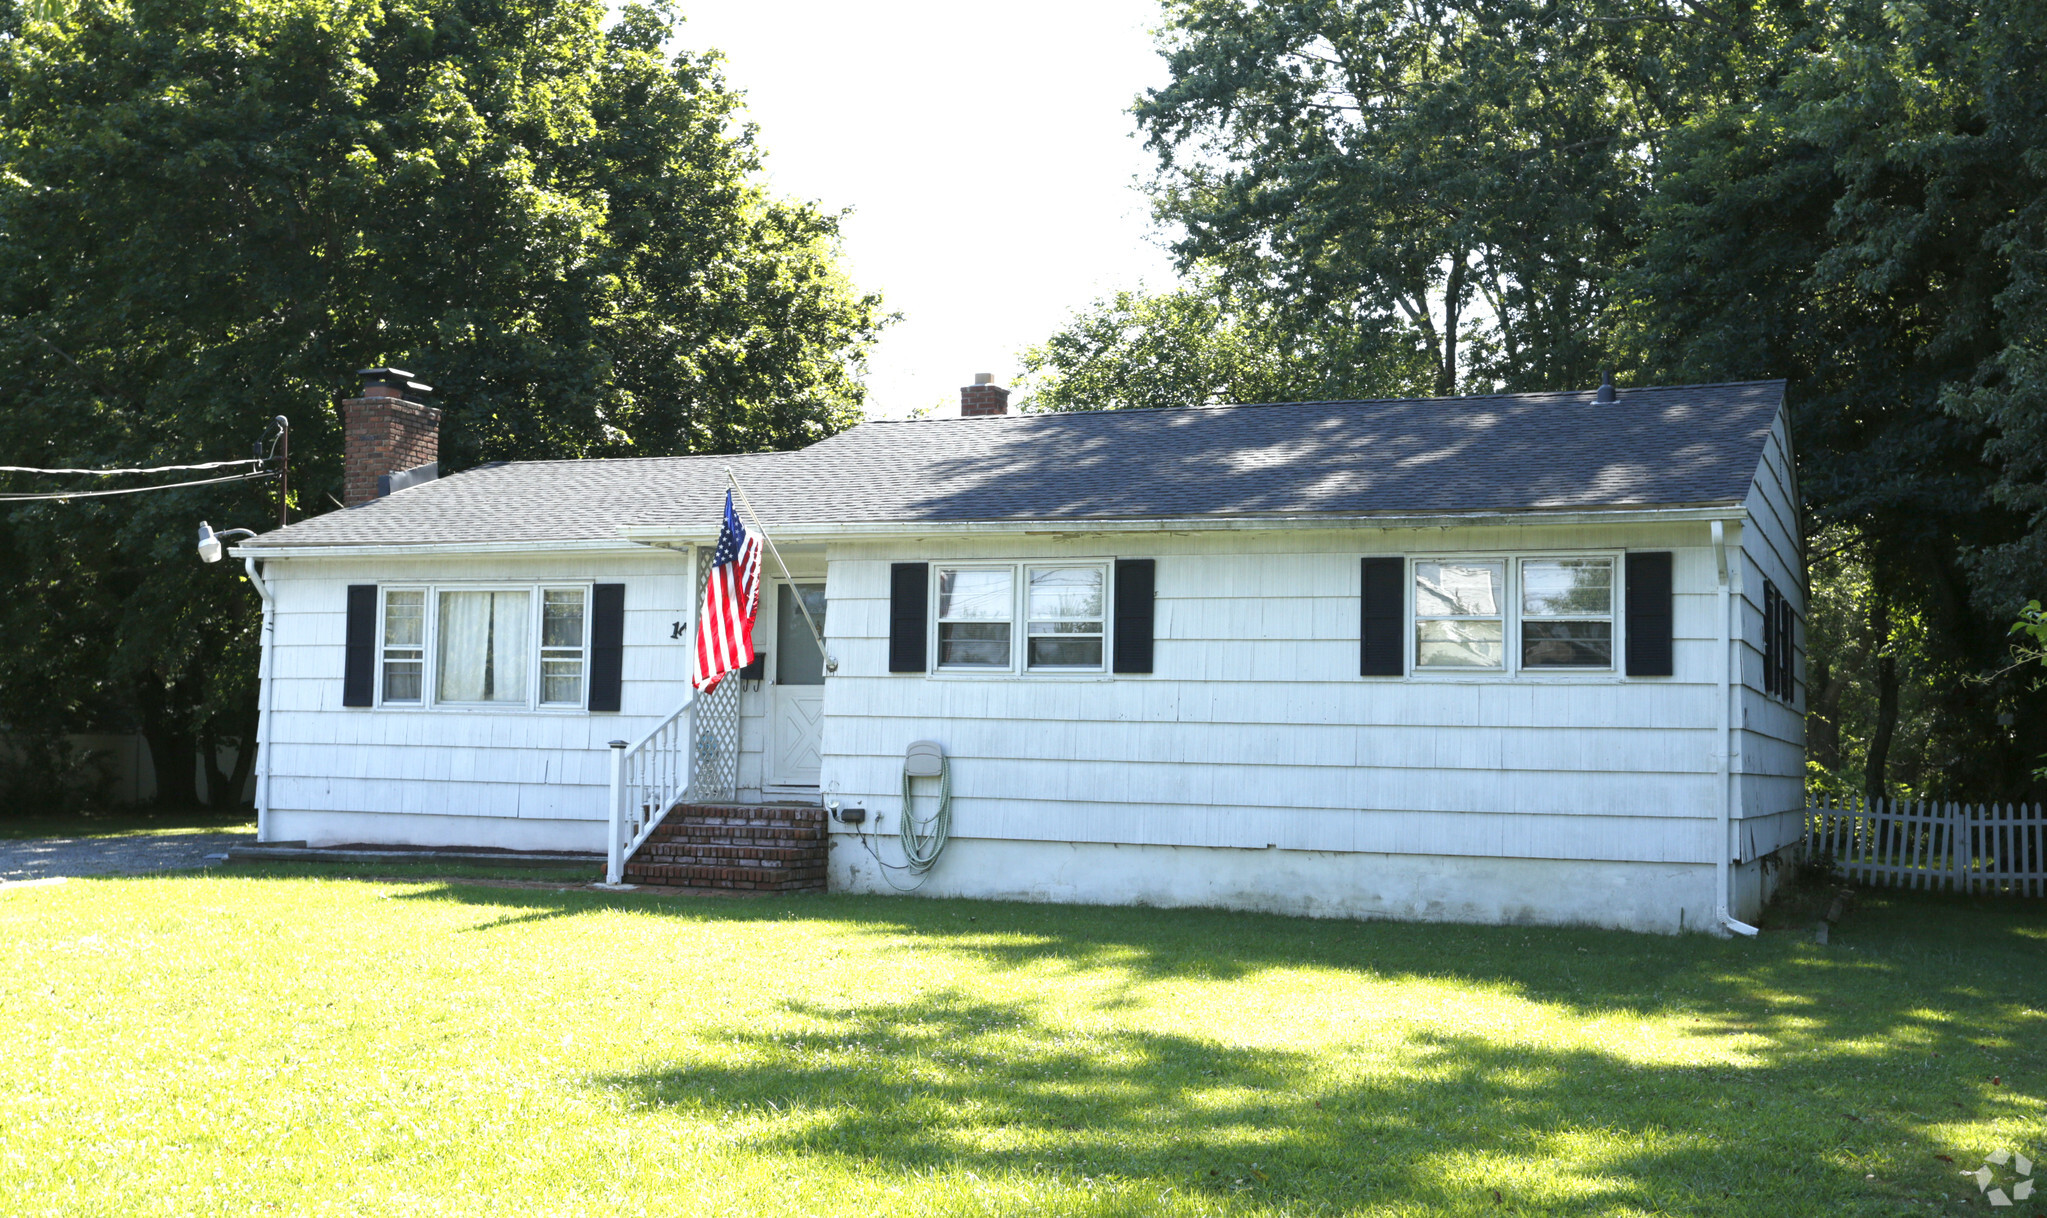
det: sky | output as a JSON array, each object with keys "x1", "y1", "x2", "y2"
[{"x1": 672, "y1": 0, "x2": 1182, "y2": 418}]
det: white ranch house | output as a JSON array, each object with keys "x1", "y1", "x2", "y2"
[{"x1": 235, "y1": 374, "x2": 1805, "y2": 935}]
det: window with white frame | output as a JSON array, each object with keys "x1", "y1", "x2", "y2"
[
  {"x1": 936, "y1": 568, "x2": 1013, "y2": 669},
  {"x1": 381, "y1": 589, "x2": 425, "y2": 703},
  {"x1": 1519, "y1": 557, "x2": 1614, "y2": 668},
  {"x1": 375, "y1": 585, "x2": 591, "y2": 709},
  {"x1": 1025, "y1": 565, "x2": 1105, "y2": 670},
  {"x1": 540, "y1": 588, "x2": 588, "y2": 704},
  {"x1": 1414, "y1": 560, "x2": 1505, "y2": 669},
  {"x1": 436, "y1": 590, "x2": 531, "y2": 703}
]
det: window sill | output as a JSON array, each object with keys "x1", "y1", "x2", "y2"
[
  {"x1": 926, "y1": 670, "x2": 1116, "y2": 682},
  {"x1": 369, "y1": 703, "x2": 594, "y2": 714},
  {"x1": 1393, "y1": 671, "x2": 1636, "y2": 684}
]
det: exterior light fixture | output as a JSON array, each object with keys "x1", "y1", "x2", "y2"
[{"x1": 197, "y1": 520, "x2": 256, "y2": 564}]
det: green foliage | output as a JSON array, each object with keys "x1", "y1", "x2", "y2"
[
  {"x1": 0, "y1": 734, "x2": 117, "y2": 816},
  {"x1": 1016, "y1": 269, "x2": 1429, "y2": 412},
  {"x1": 1134, "y1": 0, "x2": 1752, "y2": 397},
  {"x1": 1618, "y1": 0, "x2": 2047, "y2": 795},
  {"x1": 2013, "y1": 601, "x2": 2047, "y2": 657},
  {"x1": 0, "y1": 0, "x2": 884, "y2": 800},
  {"x1": 1098, "y1": 0, "x2": 2047, "y2": 796},
  {"x1": 1802, "y1": 527, "x2": 2009, "y2": 802}
]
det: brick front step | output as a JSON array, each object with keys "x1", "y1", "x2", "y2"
[
  {"x1": 657, "y1": 809, "x2": 825, "y2": 826},
  {"x1": 662, "y1": 802, "x2": 825, "y2": 820},
  {"x1": 650, "y1": 823, "x2": 823, "y2": 843},
  {"x1": 622, "y1": 862, "x2": 827, "y2": 891},
  {"x1": 620, "y1": 802, "x2": 828, "y2": 893},
  {"x1": 635, "y1": 842, "x2": 819, "y2": 865}
]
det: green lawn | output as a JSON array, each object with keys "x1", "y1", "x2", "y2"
[{"x1": 1, "y1": 873, "x2": 2041, "y2": 1217}]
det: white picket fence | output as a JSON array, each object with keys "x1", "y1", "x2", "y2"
[{"x1": 1805, "y1": 796, "x2": 2047, "y2": 897}]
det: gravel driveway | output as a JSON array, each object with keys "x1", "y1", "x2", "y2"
[{"x1": 0, "y1": 833, "x2": 247, "y2": 882}]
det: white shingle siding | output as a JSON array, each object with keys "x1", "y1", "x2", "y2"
[
  {"x1": 1734, "y1": 405, "x2": 1807, "y2": 858},
  {"x1": 260, "y1": 548, "x2": 694, "y2": 843},
  {"x1": 819, "y1": 519, "x2": 1746, "y2": 871}
]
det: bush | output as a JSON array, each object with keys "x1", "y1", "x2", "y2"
[{"x1": 0, "y1": 735, "x2": 116, "y2": 818}]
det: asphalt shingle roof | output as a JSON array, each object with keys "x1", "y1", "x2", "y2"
[{"x1": 242, "y1": 380, "x2": 1784, "y2": 549}]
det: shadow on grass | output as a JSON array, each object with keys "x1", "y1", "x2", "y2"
[
  {"x1": 597, "y1": 992, "x2": 1946, "y2": 1213},
  {"x1": 384, "y1": 881, "x2": 2047, "y2": 1213}
]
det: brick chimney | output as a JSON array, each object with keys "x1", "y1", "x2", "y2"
[
  {"x1": 342, "y1": 367, "x2": 441, "y2": 507},
  {"x1": 960, "y1": 372, "x2": 1009, "y2": 416}
]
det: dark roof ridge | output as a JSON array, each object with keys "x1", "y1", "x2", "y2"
[
  {"x1": 444, "y1": 449, "x2": 806, "y2": 471},
  {"x1": 865, "y1": 378, "x2": 1786, "y2": 424}
]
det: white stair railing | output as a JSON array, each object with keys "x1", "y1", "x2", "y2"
[{"x1": 606, "y1": 693, "x2": 698, "y2": 884}]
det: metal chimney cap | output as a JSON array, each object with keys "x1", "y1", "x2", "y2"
[
  {"x1": 357, "y1": 367, "x2": 433, "y2": 396},
  {"x1": 973, "y1": 372, "x2": 995, "y2": 385}
]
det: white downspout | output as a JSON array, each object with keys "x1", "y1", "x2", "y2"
[
  {"x1": 1712, "y1": 521, "x2": 1759, "y2": 937},
  {"x1": 243, "y1": 555, "x2": 276, "y2": 843}
]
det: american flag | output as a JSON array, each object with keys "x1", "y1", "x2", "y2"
[{"x1": 692, "y1": 490, "x2": 763, "y2": 692}]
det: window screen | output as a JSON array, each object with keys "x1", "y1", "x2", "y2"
[
  {"x1": 1026, "y1": 566, "x2": 1105, "y2": 669},
  {"x1": 936, "y1": 568, "x2": 1012, "y2": 668},
  {"x1": 539, "y1": 588, "x2": 586, "y2": 705},
  {"x1": 1414, "y1": 561, "x2": 1505, "y2": 669},
  {"x1": 1520, "y1": 558, "x2": 1614, "y2": 668},
  {"x1": 381, "y1": 590, "x2": 425, "y2": 703}
]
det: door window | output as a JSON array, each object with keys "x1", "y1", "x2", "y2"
[{"x1": 775, "y1": 583, "x2": 828, "y2": 685}]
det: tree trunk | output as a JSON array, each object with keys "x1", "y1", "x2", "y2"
[
  {"x1": 199, "y1": 725, "x2": 232, "y2": 809},
  {"x1": 1806, "y1": 656, "x2": 1840, "y2": 772},
  {"x1": 1864, "y1": 595, "x2": 1898, "y2": 806},
  {"x1": 135, "y1": 680, "x2": 199, "y2": 808},
  {"x1": 216, "y1": 708, "x2": 259, "y2": 810},
  {"x1": 1437, "y1": 252, "x2": 1467, "y2": 396}
]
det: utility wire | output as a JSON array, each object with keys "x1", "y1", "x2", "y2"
[
  {"x1": 0, "y1": 470, "x2": 277, "y2": 502},
  {"x1": 0, "y1": 456, "x2": 271, "y2": 476}
]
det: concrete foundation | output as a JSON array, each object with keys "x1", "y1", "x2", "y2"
[
  {"x1": 830, "y1": 833, "x2": 1794, "y2": 935},
  {"x1": 267, "y1": 809, "x2": 602, "y2": 854}
]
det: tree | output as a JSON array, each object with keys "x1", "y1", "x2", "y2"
[
  {"x1": 1133, "y1": 0, "x2": 1755, "y2": 397},
  {"x1": 0, "y1": 0, "x2": 885, "y2": 807},
  {"x1": 1015, "y1": 269, "x2": 1429, "y2": 413},
  {"x1": 1619, "y1": 0, "x2": 2047, "y2": 796},
  {"x1": 1096, "y1": 0, "x2": 2047, "y2": 798}
]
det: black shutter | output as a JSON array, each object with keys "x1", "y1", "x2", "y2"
[
  {"x1": 588, "y1": 583, "x2": 625, "y2": 712},
  {"x1": 1623, "y1": 552, "x2": 1674, "y2": 677},
  {"x1": 1360, "y1": 557, "x2": 1404, "y2": 676},
  {"x1": 1112, "y1": 558, "x2": 1156, "y2": 674},
  {"x1": 889, "y1": 562, "x2": 929, "y2": 673},
  {"x1": 1762, "y1": 582, "x2": 1779, "y2": 695},
  {"x1": 343, "y1": 585, "x2": 377, "y2": 707},
  {"x1": 1778, "y1": 595, "x2": 1795, "y2": 700}
]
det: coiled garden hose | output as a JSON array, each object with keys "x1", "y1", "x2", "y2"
[{"x1": 899, "y1": 753, "x2": 951, "y2": 874}]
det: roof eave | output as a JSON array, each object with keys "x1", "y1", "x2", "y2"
[
  {"x1": 617, "y1": 501, "x2": 1751, "y2": 545},
  {"x1": 234, "y1": 502, "x2": 1751, "y2": 559},
  {"x1": 231, "y1": 537, "x2": 670, "y2": 560}
]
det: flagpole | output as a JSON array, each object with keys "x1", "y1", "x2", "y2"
[{"x1": 725, "y1": 467, "x2": 836, "y2": 674}]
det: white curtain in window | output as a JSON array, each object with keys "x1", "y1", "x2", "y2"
[{"x1": 437, "y1": 591, "x2": 530, "y2": 703}]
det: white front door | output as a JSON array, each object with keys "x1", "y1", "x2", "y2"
[{"x1": 768, "y1": 582, "x2": 827, "y2": 789}]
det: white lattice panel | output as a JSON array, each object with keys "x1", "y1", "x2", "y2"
[{"x1": 688, "y1": 554, "x2": 742, "y2": 802}]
